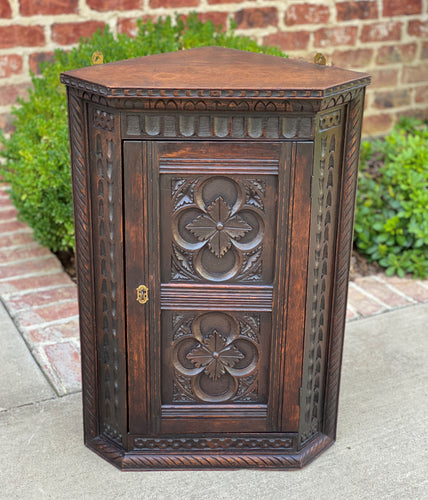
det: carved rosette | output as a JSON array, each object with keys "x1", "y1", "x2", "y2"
[
  {"x1": 171, "y1": 312, "x2": 260, "y2": 403},
  {"x1": 171, "y1": 176, "x2": 265, "y2": 282}
]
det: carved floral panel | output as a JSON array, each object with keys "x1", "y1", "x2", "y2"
[
  {"x1": 161, "y1": 175, "x2": 276, "y2": 283},
  {"x1": 162, "y1": 311, "x2": 271, "y2": 404}
]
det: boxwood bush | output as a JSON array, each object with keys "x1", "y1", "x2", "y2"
[
  {"x1": 0, "y1": 14, "x2": 285, "y2": 253},
  {"x1": 354, "y1": 118, "x2": 428, "y2": 278}
]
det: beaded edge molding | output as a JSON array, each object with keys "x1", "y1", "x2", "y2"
[{"x1": 60, "y1": 74, "x2": 370, "y2": 101}]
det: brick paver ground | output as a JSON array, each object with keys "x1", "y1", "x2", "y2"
[{"x1": 1, "y1": 183, "x2": 427, "y2": 395}]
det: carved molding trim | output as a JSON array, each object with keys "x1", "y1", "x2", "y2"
[
  {"x1": 133, "y1": 435, "x2": 294, "y2": 451},
  {"x1": 93, "y1": 109, "x2": 114, "y2": 131},
  {"x1": 160, "y1": 284, "x2": 273, "y2": 311},
  {"x1": 300, "y1": 110, "x2": 342, "y2": 444},
  {"x1": 319, "y1": 109, "x2": 342, "y2": 131},
  {"x1": 121, "y1": 98, "x2": 321, "y2": 113},
  {"x1": 324, "y1": 92, "x2": 366, "y2": 439},
  {"x1": 68, "y1": 89, "x2": 98, "y2": 441},
  {"x1": 64, "y1": 84, "x2": 315, "y2": 112},
  {"x1": 89, "y1": 433, "x2": 333, "y2": 470},
  {"x1": 126, "y1": 113, "x2": 313, "y2": 140},
  {"x1": 91, "y1": 106, "x2": 125, "y2": 447},
  {"x1": 321, "y1": 87, "x2": 364, "y2": 110},
  {"x1": 61, "y1": 73, "x2": 370, "y2": 101},
  {"x1": 160, "y1": 157, "x2": 278, "y2": 175}
]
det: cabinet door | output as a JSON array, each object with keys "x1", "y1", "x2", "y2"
[{"x1": 124, "y1": 140, "x2": 312, "y2": 437}]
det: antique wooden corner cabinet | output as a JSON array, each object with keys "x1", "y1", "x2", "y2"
[{"x1": 61, "y1": 47, "x2": 370, "y2": 470}]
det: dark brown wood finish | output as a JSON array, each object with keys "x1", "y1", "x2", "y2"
[
  {"x1": 61, "y1": 46, "x2": 369, "y2": 96},
  {"x1": 62, "y1": 47, "x2": 369, "y2": 470}
]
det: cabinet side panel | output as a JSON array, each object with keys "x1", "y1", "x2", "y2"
[
  {"x1": 299, "y1": 106, "x2": 345, "y2": 445},
  {"x1": 324, "y1": 91, "x2": 366, "y2": 440},
  {"x1": 88, "y1": 104, "x2": 127, "y2": 447},
  {"x1": 67, "y1": 89, "x2": 98, "y2": 441}
]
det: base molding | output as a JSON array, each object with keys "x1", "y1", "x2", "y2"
[{"x1": 87, "y1": 433, "x2": 333, "y2": 470}]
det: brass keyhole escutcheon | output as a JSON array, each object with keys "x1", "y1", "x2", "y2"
[{"x1": 136, "y1": 285, "x2": 149, "y2": 305}]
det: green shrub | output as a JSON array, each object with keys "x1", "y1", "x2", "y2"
[
  {"x1": 0, "y1": 14, "x2": 286, "y2": 253},
  {"x1": 354, "y1": 117, "x2": 428, "y2": 278}
]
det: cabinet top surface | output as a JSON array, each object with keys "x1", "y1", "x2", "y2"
[{"x1": 61, "y1": 46, "x2": 370, "y2": 97}]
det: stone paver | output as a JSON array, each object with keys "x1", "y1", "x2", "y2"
[{"x1": 1, "y1": 183, "x2": 427, "y2": 396}]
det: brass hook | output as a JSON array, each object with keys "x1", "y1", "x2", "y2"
[{"x1": 92, "y1": 51, "x2": 104, "y2": 65}]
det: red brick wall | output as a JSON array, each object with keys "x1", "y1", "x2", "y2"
[{"x1": 0, "y1": 0, "x2": 427, "y2": 136}]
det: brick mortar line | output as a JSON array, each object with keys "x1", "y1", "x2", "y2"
[
  {"x1": 9, "y1": 297, "x2": 78, "y2": 312},
  {"x1": 0, "y1": 228, "x2": 34, "y2": 236},
  {"x1": 371, "y1": 275, "x2": 418, "y2": 304},
  {"x1": 0, "y1": 217, "x2": 21, "y2": 223},
  {"x1": 21, "y1": 333, "x2": 80, "y2": 349},
  {"x1": 16, "y1": 314, "x2": 80, "y2": 331},
  {"x1": 0, "y1": 244, "x2": 43, "y2": 254},
  {"x1": 346, "y1": 300, "x2": 427, "y2": 322},
  {"x1": 0, "y1": 254, "x2": 58, "y2": 266},
  {"x1": 1, "y1": 283, "x2": 76, "y2": 298},
  {"x1": 417, "y1": 281, "x2": 428, "y2": 291},
  {"x1": 0, "y1": 269, "x2": 64, "y2": 282},
  {"x1": 0, "y1": 254, "x2": 55, "y2": 265},
  {"x1": 348, "y1": 281, "x2": 390, "y2": 310},
  {"x1": 346, "y1": 301, "x2": 360, "y2": 316}
]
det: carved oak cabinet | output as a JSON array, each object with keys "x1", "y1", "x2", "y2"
[{"x1": 61, "y1": 47, "x2": 370, "y2": 470}]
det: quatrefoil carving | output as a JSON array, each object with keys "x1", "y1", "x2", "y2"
[
  {"x1": 172, "y1": 177, "x2": 264, "y2": 282},
  {"x1": 172, "y1": 312, "x2": 259, "y2": 403}
]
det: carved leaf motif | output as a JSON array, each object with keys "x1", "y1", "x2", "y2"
[
  {"x1": 186, "y1": 197, "x2": 251, "y2": 258},
  {"x1": 185, "y1": 213, "x2": 217, "y2": 241},
  {"x1": 173, "y1": 243, "x2": 192, "y2": 273},
  {"x1": 187, "y1": 345, "x2": 213, "y2": 368},
  {"x1": 245, "y1": 179, "x2": 266, "y2": 211},
  {"x1": 172, "y1": 313, "x2": 193, "y2": 341},
  {"x1": 172, "y1": 178, "x2": 197, "y2": 212},
  {"x1": 208, "y1": 229, "x2": 232, "y2": 259},
  {"x1": 235, "y1": 373, "x2": 258, "y2": 402},
  {"x1": 173, "y1": 373, "x2": 195, "y2": 402},
  {"x1": 241, "y1": 247, "x2": 262, "y2": 275},
  {"x1": 207, "y1": 195, "x2": 229, "y2": 224},
  {"x1": 223, "y1": 215, "x2": 253, "y2": 240},
  {"x1": 171, "y1": 243, "x2": 196, "y2": 281},
  {"x1": 186, "y1": 330, "x2": 244, "y2": 381},
  {"x1": 238, "y1": 315, "x2": 260, "y2": 343}
]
